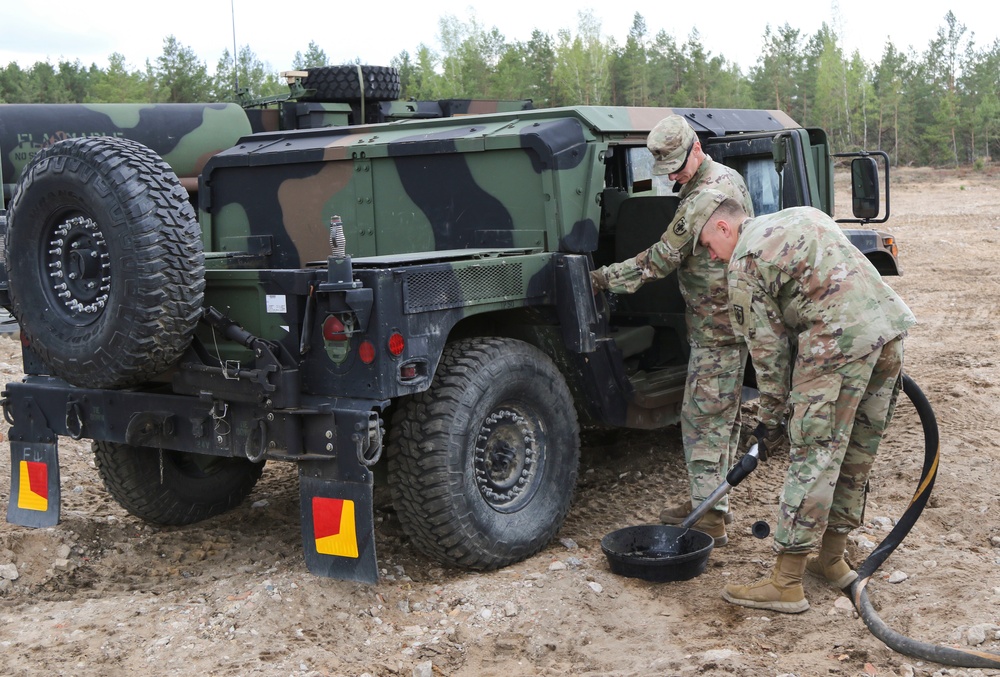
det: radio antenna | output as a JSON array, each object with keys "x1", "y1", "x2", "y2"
[{"x1": 230, "y1": 0, "x2": 239, "y2": 93}]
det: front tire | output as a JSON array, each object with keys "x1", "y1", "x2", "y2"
[
  {"x1": 93, "y1": 442, "x2": 264, "y2": 526},
  {"x1": 387, "y1": 338, "x2": 580, "y2": 570}
]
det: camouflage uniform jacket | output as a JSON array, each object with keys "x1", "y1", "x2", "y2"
[
  {"x1": 598, "y1": 157, "x2": 753, "y2": 347},
  {"x1": 727, "y1": 206, "x2": 917, "y2": 427}
]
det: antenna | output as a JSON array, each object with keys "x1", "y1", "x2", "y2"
[{"x1": 231, "y1": 0, "x2": 239, "y2": 93}]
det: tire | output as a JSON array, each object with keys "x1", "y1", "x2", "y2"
[
  {"x1": 4, "y1": 137, "x2": 205, "y2": 389},
  {"x1": 93, "y1": 442, "x2": 264, "y2": 526},
  {"x1": 299, "y1": 65, "x2": 400, "y2": 102},
  {"x1": 387, "y1": 338, "x2": 580, "y2": 570}
]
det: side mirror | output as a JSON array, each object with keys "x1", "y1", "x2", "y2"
[{"x1": 851, "y1": 157, "x2": 880, "y2": 219}]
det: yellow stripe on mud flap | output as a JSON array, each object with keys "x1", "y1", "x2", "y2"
[
  {"x1": 17, "y1": 460, "x2": 48, "y2": 512},
  {"x1": 313, "y1": 497, "x2": 359, "y2": 558}
]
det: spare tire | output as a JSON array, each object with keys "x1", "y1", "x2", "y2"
[
  {"x1": 299, "y1": 65, "x2": 401, "y2": 102},
  {"x1": 5, "y1": 136, "x2": 205, "y2": 389}
]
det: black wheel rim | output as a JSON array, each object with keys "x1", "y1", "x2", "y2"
[
  {"x1": 42, "y1": 213, "x2": 111, "y2": 325},
  {"x1": 473, "y1": 404, "x2": 545, "y2": 513}
]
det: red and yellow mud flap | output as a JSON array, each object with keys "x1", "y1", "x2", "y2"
[
  {"x1": 7, "y1": 441, "x2": 60, "y2": 528},
  {"x1": 299, "y1": 474, "x2": 378, "y2": 583}
]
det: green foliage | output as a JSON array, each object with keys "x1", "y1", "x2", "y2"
[
  {"x1": 88, "y1": 53, "x2": 147, "y2": 103},
  {"x1": 212, "y1": 45, "x2": 285, "y2": 102},
  {"x1": 750, "y1": 24, "x2": 804, "y2": 113},
  {"x1": 553, "y1": 11, "x2": 611, "y2": 106},
  {"x1": 3, "y1": 12, "x2": 998, "y2": 167},
  {"x1": 293, "y1": 41, "x2": 328, "y2": 70},
  {"x1": 153, "y1": 36, "x2": 211, "y2": 103}
]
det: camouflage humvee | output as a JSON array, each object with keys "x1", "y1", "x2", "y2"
[{"x1": 0, "y1": 68, "x2": 898, "y2": 582}]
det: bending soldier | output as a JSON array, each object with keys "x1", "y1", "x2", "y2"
[{"x1": 691, "y1": 191, "x2": 916, "y2": 613}]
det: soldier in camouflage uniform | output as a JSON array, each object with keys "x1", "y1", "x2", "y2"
[
  {"x1": 589, "y1": 115, "x2": 754, "y2": 546},
  {"x1": 691, "y1": 192, "x2": 916, "y2": 613}
]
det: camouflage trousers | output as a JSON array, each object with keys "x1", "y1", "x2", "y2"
[
  {"x1": 680, "y1": 342, "x2": 748, "y2": 512},
  {"x1": 774, "y1": 337, "x2": 905, "y2": 553}
]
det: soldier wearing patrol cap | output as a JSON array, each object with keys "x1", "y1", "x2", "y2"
[
  {"x1": 691, "y1": 192, "x2": 916, "y2": 613},
  {"x1": 590, "y1": 114, "x2": 755, "y2": 546}
]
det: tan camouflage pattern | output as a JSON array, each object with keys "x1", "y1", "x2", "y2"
[
  {"x1": 723, "y1": 206, "x2": 914, "y2": 552},
  {"x1": 597, "y1": 156, "x2": 754, "y2": 347},
  {"x1": 774, "y1": 337, "x2": 904, "y2": 552},
  {"x1": 726, "y1": 206, "x2": 916, "y2": 427},
  {"x1": 595, "y1": 155, "x2": 754, "y2": 512},
  {"x1": 681, "y1": 342, "x2": 748, "y2": 510},
  {"x1": 683, "y1": 188, "x2": 730, "y2": 255},
  {"x1": 646, "y1": 115, "x2": 697, "y2": 175}
]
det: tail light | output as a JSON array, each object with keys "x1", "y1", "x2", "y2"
[
  {"x1": 322, "y1": 315, "x2": 349, "y2": 341},
  {"x1": 358, "y1": 341, "x2": 376, "y2": 364},
  {"x1": 388, "y1": 332, "x2": 405, "y2": 357}
]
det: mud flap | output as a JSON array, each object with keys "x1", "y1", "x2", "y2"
[
  {"x1": 7, "y1": 441, "x2": 60, "y2": 528},
  {"x1": 299, "y1": 469, "x2": 378, "y2": 584}
]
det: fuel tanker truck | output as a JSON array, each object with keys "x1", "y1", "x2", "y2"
[
  {"x1": 0, "y1": 65, "x2": 531, "y2": 208},
  {"x1": 0, "y1": 66, "x2": 900, "y2": 582}
]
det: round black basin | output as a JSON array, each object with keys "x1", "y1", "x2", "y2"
[{"x1": 601, "y1": 524, "x2": 715, "y2": 582}]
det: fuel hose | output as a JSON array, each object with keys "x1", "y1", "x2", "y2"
[{"x1": 847, "y1": 373, "x2": 1000, "y2": 668}]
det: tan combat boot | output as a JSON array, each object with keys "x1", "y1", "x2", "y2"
[
  {"x1": 690, "y1": 510, "x2": 728, "y2": 547},
  {"x1": 722, "y1": 552, "x2": 810, "y2": 613},
  {"x1": 659, "y1": 500, "x2": 734, "y2": 525},
  {"x1": 806, "y1": 531, "x2": 858, "y2": 589}
]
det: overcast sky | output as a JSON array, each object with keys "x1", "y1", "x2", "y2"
[{"x1": 1, "y1": 1, "x2": 996, "y2": 75}]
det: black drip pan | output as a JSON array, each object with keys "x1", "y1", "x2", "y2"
[{"x1": 601, "y1": 524, "x2": 715, "y2": 582}]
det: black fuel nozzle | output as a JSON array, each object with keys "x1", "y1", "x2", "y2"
[{"x1": 725, "y1": 443, "x2": 759, "y2": 487}]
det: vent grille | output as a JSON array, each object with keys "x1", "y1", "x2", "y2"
[{"x1": 404, "y1": 262, "x2": 524, "y2": 313}]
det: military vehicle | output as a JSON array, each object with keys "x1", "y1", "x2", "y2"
[{"x1": 0, "y1": 66, "x2": 898, "y2": 582}]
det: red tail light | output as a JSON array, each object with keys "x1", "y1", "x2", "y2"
[
  {"x1": 323, "y1": 315, "x2": 348, "y2": 341},
  {"x1": 358, "y1": 341, "x2": 376, "y2": 364},
  {"x1": 388, "y1": 332, "x2": 405, "y2": 356}
]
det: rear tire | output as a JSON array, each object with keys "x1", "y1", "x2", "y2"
[
  {"x1": 387, "y1": 338, "x2": 580, "y2": 570},
  {"x1": 94, "y1": 442, "x2": 264, "y2": 526},
  {"x1": 5, "y1": 136, "x2": 205, "y2": 389}
]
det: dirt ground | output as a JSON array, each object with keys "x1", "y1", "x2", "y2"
[{"x1": 0, "y1": 167, "x2": 999, "y2": 677}]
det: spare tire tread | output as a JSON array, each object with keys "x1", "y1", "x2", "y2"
[
  {"x1": 5, "y1": 137, "x2": 205, "y2": 388},
  {"x1": 299, "y1": 65, "x2": 401, "y2": 102}
]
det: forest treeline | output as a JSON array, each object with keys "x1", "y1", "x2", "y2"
[{"x1": 1, "y1": 10, "x2": 997, "y2": 168}]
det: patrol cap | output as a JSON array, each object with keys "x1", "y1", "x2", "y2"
[
  {"x1": 647, "y1": 115, "x2": 697, "y2": 175},
  {"x1": 686, "y1": 189, "x2": 730, "y2": 254}
]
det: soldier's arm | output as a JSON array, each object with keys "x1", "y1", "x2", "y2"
[
  {"x1": 729, "y1": 267, "x2": 792, "y2": 426},
  {"x1": 593, "y1": 213, "x2": 689, "y2": 294}
]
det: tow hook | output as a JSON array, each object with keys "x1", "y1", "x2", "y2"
[{"x1": 353, "y1": 413, "x2": 383, "y2": 467}]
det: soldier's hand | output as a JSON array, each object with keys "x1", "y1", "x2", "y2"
[
  {"x1": 590, "y1": 268, "x2": 609, "y2": 293},
  {"x1": 747, "y1": 421, "x2": 786, "y2": 462}
]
